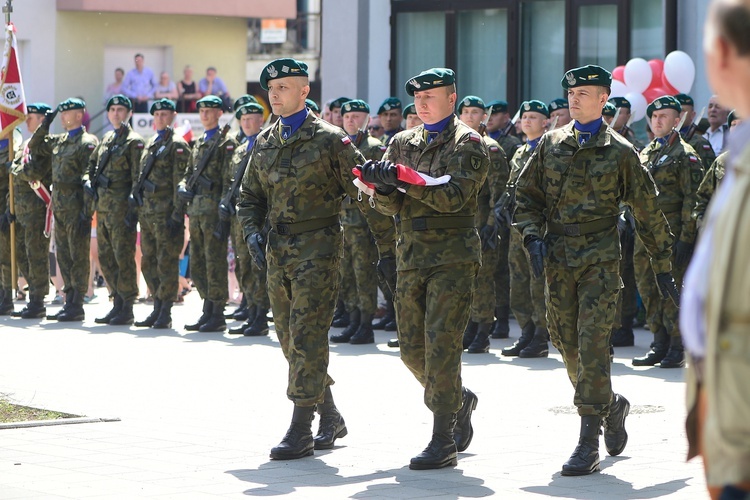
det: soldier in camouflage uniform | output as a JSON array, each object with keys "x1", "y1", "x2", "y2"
[
  {"x1": 515, "y1": 66, "x2": 677, "y2": 476},
  {"x1": 403, "y1": 103, "x2": 422, "y2": 130},
  {"x1": 29, "y1": 98, "x2": 99, "y2": 321},
  {"x1": 608, "y1": 97, "x2": 643, "y2": 151},
  {"x1": 632, "y1": 96, "x2": 705, "y2": 369},
  {"x1": 330, "y1": 99, "x2": 389, "y2": 345},
  {"x1": 131, "y1": 98, "x2": 190, "y2": 329},
  {"x1": 549, "y1": 98, "x2": 572, "y2": 129},
  {"x1": 498, "y1": 100, "x2": 550, "y2": 358},
  {"x1": 225, "y1": 101, "x2": 270, "y2": 337},
  {"x1": 359, "y1": 68, "x2": 487, "y2": 470},
  {"x1": 177, "y1": 95, "x2": 238, "y2": 332},
  {"x1": 9, "y1": 105, "x2": 52, "y2": 319},
  {"x1": 455, "y1": 96, "x2": 509, "y2": 354},
  {"x1": 0, "y1": 132, "x2": 19, "y2": 315},
  {"x1": 378, "y1": 97, "x2": 404, "y2": 144},
  {"x1": 675, "y1": 94, "x2": 717, "y2": 168},
  {"x1": 85, "y1": 95, "x2": 144, "y2": 326},
  {"x1": 237, "y1": 59, "x2": 394, "y2": 461}
]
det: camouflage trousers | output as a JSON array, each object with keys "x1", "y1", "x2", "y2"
[
  {"x1": 15, "y1": 207, "x2": 50, "y2": 300},
  {"x1": 268, "y1": 256, "x2": 338, "y2": 407},
  {"x1": 140, "y1": 212, "x2": 182, "y2": 302},
  {"x1": 340, "y1": 224, "x2": 378, "y2": 316},
  {"x1": 0, "y1": 220, "x2": 10, "y2": 292},
  {"x1": 230, "y1": 217, "x2": 269, "y2": 309},
  {"x1": 337, "y1": 246, "x2": 356, "y2": 310},
  {"x1": 189, "y1": 214, "x2": 228, "y2": 303},
  {"x1": 97, "y1": 210, "x2": 138, "y2": 302},
  {"x1": 508, "y1": 228, "x2": 546, "y2": 328},
  {"x1": 54, "y1": 210, "x2": 91, "y2": 297},
  {"x1": 546, "y1": 260, "x2": 619, "y2": 417},
  {"x1": 471, "y1": 237, "x2": 499, "y2": 323},
  {"x1": 396, "y1": 262, "x2": 478, "y2": 414},
  {"x1": 493, "y1": 230, "x2": 510, "y2": 312},
  {"x1": 614, "y1": 225, "x2": 637, "y2": 329}
]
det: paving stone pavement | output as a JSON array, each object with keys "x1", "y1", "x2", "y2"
[{"x1": 0, "y1": 291, "x2": 706, "y2": 499}]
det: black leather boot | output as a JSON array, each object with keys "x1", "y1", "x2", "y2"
[
  {"x1": 462, "y1": 321, "x2": 478, "y2": 350},
  {"x1": 611, "y1": 326, "x2": 634, "y2": 347},
  {"x1": 47, "y1": 290, "x2": 72, "y2": 320},
  {"x1": 387, "y1": 338, "x2": 400, "y2": 348},
  {"x1": 519, "y1": 326, "x2": 549, "y2": 358},
  {"x1": 17, "y1": 296, "x2": 46, "y2": 319},
  {"x1": 243, "y1": 307, "x2": 269, "y2": 336},
  {"x1": 659, "y1": 335, "x2": 685, "y2": 368},
  {"x1": 331, "y1": 308, "x2": 360, "y2": 343},
  {"x1": 373, "y1": 300, "x2": 394, "y2": 330},
  {"x1": 349, "y1": 314, "x2": 374, "y2": 344},
  {"x1": 57, "y1": 291, "x2": 85, "y2": 322},
  {"x1": 313, "y1": 386, "x2": 348, "y2": 450},
  {"x1": 632, "y1": 327, "x2": 669, "y2": 366},
  {"x1": 501, "y1": 320, "x2": 535, "y2": 356},
  {"x1": 453, "y1": 387, "x2": 478, "y2": 452},
  {"x1": 109, "y1": 299, "x2": 135, "y2": 325},
  {"x1": 270, "y1": 405, "x2": 315, "y2": 460},
  {"x1": 467, "y1": 323, "x2": 491, "y2": 353},
  {"x1": 185, "y1": 299, "x2": 212, "y2": 331},
  {"x1": 410, "y1": 413, "x2": 458, "y2": 470},
  {"x1": 153, "y1": 301, "x2": 173, "y2": 329},
  {"x1": 603, "y1": 394, "x2": 630, "y2": 456},
  {"x1": 561, "y1": 415, "x2": 601, "y2": 476},
  {"x1": 199, "y1": 302, "x2": 227, "y2": 332},
  {"x1": 331, "y1": 300, "x2": 349, "y2": 328},
  {"x1": 96, "y1": 295, "x2": 123, "y2": 324},
  {"x1": 135, "y1": 299, "x2": 162, "y2": 327},
  {"x1": 0, "y1": 289, "x2": 14, "y2": 315},
  {"x1": 490, "y1": 305, "x2": 510, "y2": 339},
  {"x1": 226, "y1": 296, "x2": 247, "y2": 320}
]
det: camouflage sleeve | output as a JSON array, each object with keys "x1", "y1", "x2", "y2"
[
  {"x1": 27, "y1": 125, "x2": 53, "y2": 156},
  {"x1": 16, "y1": 139, "x2": 47, "y2": 182},
  {"x1": 692, "y1": 156, "x2": 721, "y2": 222},
  {"x1": 621, "y1": 149, "x2": 673, "y2": 274},
  {"x1": 678, "y1": 149, "x2": 704, "y2": 243},
  {"x1": 129, "y1": 137, "x2": 145, "y2": 191},
  {"x1": 513, "y1": 141, "x2": 546, "y2": 241},
  {"x1": 237, "y1": 152, "x2": 268, "y2": 241},
  {"x1": 82, "y1": 137, "x2": 101, "y2": 182},
  {"x1": 172, "y1": 141, "x2": 190, "y2": 212},
  {"x1": 220, "y1": 138, "x2": 239, "y2": 207},
  {"x1": 370, "y1": 139, "x2": 405, "y2": 216},
  {"x1": 486, "y1": 147, "x2": 509, "y2": 226}
]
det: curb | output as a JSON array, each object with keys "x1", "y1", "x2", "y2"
[{"x1": 0, "y1": 416, "x2": 121, "y2": 430}]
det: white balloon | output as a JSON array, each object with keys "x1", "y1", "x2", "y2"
[
  {"x1": 664, "y1": 50, "x2": 696, "y2": 94},
  {"x1": 624, "y1": 58, "x2": 652, "y2": 94},
  {"x1": 610, "y1": 80, "x2": 629, "y2": 98},
  {"x1": 625, "y1": 91, "x2": 648, "y2": 122}
]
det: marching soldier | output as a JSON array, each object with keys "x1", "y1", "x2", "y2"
[
  {"x1": 177, "y1": 95, "x2": 238, "y2": 332},
  {"x1": 327, "y1": 96, "x2": 350, "y2": 128},
  {"x1": 549, "y1": 98, "x2": 572, "y2": 129},
  {"x1": 633, "y1": 96, "x2": 705, "y2": 369},
  {"x1": 29, "y1": 98, "x2": 98, "y2": 322},
  {"x1": 602, "y1": 102, "x2": 617, "y2": 125},
  {"x1": 675, "y1": 94, "x2": 717, "y2": 168},
  {"x1": 515, "y1": 66, "x2": 676, "y2": 475},
  {"x1": 85, "y1": 95, "x2": 145, "y2": 326},
  {"x1": 0, "y1": 130, "x2": 20, "y2": 315},
  {"x1": 403, "y1": 103, "x2": 422, "y2": 130},
  {"x1": 377, "y1": 97, "x2": 404, "y2": 143},
  {"x1": 484, "y1": 100, "x2": 521, "y2": 160},
  {"x1": 131, "y1": 98, "x2": 190, "y2": 329},
  {"x1": 230, "y1": 94, "x2": 258, "y2": 145}
]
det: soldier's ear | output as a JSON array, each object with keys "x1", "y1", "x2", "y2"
[{"x1": 301, "y1": 85, "x2": 310, "y2": 100}]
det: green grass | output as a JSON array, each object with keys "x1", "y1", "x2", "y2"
[{"x1": 0, "y1": 399, "x2": 80, "y2": 423}]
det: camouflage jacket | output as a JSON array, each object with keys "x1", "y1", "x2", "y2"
[
  {"x1": 619, "y1": 127, "x2": 644, "y2": 151},
  {"x1": 639, "y1": 135, "x2": 704, "y2": 244},
  {"x1": 341, "y1": 134, "x2": 387, "y2": 227},
  {"x1": 136, "y1": 129, "x2": 190, "y2": 218},
  {"x1": 0, "y1": 143, "x2": 11, "y2": 211},
  {"x1": 692, "y1": 150, "x2": 728, "y2": 224},
  {"x1": 496, "y1": 133, "x2": 522, "y2": 162},
  {"x1": 514, "y1": 121, "x2": 673, "y2": 273},
  {"x1": 11, "y1": 137, "x2": 52, "y2": 218},
  {"x1": 29, "y1": 125, "x2": 98, "y2": 215},
  {"x1": 476, "y1": 136, "x2": 509, "y2": 228},
  {"x1": 179, "y1": 129, "x2": 238, "y2": 217},
  {"x1": 683, "y1": 131, "x2": 717, "y2": 169},
  {"x1": 370, "y1": 116, "x2": 489, "y2": 271},
  {"x1": 85, "y1": 126, "x2": 144, "y2": 213},
  {"x1": 237, "y1": 112, "x2": 395, "y2": 266}
]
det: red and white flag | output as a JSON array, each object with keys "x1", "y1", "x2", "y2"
[
  {"x1": 174, "y1": 118, "x2": 193, "y2": 143},
  {"x1": 0, "y1": 23, "x2": 26, "y2": 139},
  {"x1": 352, "y1": 163, "x2": 451, "y2": 197}
]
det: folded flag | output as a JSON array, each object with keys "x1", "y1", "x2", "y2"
[{"x1": 352, "y1": 163, "x2": 451, "y2": 197}]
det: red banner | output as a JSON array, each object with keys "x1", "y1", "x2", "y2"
[{"x1": 0, "y1": 23, "x2": 26, "y2": 139}]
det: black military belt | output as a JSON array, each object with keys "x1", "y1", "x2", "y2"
[
  {"x1": 273, "y1": 215, "x2": 339, "y2": 236},
  {"x1": 658, "y1": 201, "x2": 682, "y2": 213},
  {"x1": 144, "y1": 189, "x2": 172, "y2": 198},
  {"x1": 53, "y1": 181, "x2": 81, "y2": 190},
  {"x1": 103, "y1": 181, "x2": 131, "y2": 190},
  {"x1": 397, "y1": 216, "x2": 475, "y2": 232},
  {"x1": 547, "y1": 216, "x2": 618, "y2": 237}
]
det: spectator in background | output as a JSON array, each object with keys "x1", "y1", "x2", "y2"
[
  {"x1": 154, "y1": 71, "x2": 179, "y2": 101},
  {"x1": 368, "y1": 115, "x2": 384, "y2": 139},
  {"x1": 199, "y1": 67, "x2": 232, "y2": 110},
  {"x1": 105, "y1": 68, "x2": 125, "y2": 102},
  {"x1": 178, "y1": 65, "x2": 201, "y2": 113},
  {"x1": 704, "y1": 95, "x2": 730, "y2": 154},
  {"x1": 121, "y1": 53, "x2": 156, "y2": 112}
]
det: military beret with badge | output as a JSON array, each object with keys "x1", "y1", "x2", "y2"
[
  {"x1": 305, "y1": 98, "x2": 320, "y2": 113},
  {"x1": 196, "y1": 95, "x2": 224, "y2": 109},
  {"x1": 519, "y1": 100, "x2": 549, "y2": 118},
  {"x1": 150, "y1": 98, "x2": 176, "y2": 114},
  {"x1": 259, "y1": 58, "x2": 309, "y2": 91},
  {"x1": 27, "y1": 102, "x2": 52, "y2": 115},
  {"x1": 674, "y1": 94, "x2": 694, "y2": 107},
  {"x1": 608, "y1": 97, "x2": 631, "y2": 109},
  {"x1": 341, "y1": 99, "x2": 370, "y2": 115},
  {"x1": 329, "y1": 96, "x2": 351, "y2": 111},
  {"x1": 377, "y1": 97, "x2": 402, "y2": 115},
  {"x1": 106, "y1": 94, "x2": 132, "y2": 111},
  {"x1": 602, "y1": 102, "x2": 617, "y2": 118},
  {"x1": 57, "y1": 97, "x2": 86, "y2": 111},
  {"x1": 402, "y1": 103, "x2": 417, "y2": 119},
  {"x1": 457, "y1": 95, "x2": 485, "y2": 114},
  {"x1": 647, "y1": 95, "x2": 682, "y2": 118},
  {"x1": 233, "y1": 94, "x2": 258, "y2": 111},
  {"x1": 549, "y1": 98, "x2": 568, "y2": 111},
  {"x1": 561, "y1": 65, "x2": 612, "y2": 90},
  {"x1": 235, "y1": 102, "x2": 264, "y2": 119},
  {"x1": 485, "y1": 100, "x2": 508, "y2": 114},
  {"x1": 405, "y1": 67, "x2": 456, "y2": 97}
]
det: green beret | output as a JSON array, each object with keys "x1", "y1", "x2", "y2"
[
  {"x1": 728, "y1": 109, "x2": 739, "y2": 128},
  {"x1": 196, "y1": 95, "x2": 223, "y2": 109},
  {"x1": 674, "y1": 94, "x2": 694, "y2": 107},
  {"x1": 149, "y1": 98, "x2": 176, "y2": 114},
  {"x1": 341, "y1": 99, "x2": 370, "y2": 115},
  {"x1": 646, "y1": 95, "x2": 682, "y2": 118},
  {"x1": 519, "y1": 100, "x2": 550, "y2": 118},
  {"x1": 233, "y1": 94, "x2": 258, "y2": 111},
  {"x1": 405, "y1": 68, "x2": 456, "y2": 97},
  {"x1": 549, "y1": 98, "x2": 569, "y2": 111},
  {"x1": 457, "y1": 95, "x2": 485, "y2": 114},
  {"x1": 235, "y1": 102, "x2": 264, "y2": 119},
  {"x1": 27, "y1": 102, "x2": 52, "y2": 115},
  {"x1": 484, "y1": 100, "x2": 508, "y2": 114},
  {"x1": 259, "y1": 58, "x2": 309, "y2": 91},
  {"x1": 106, "y1": 94, "x2": 132, "y2": 111},
  {"x1": 377, "y1": 97, "x2": 402, "y2": 115},
  {"x1": 305, "y1": 98, "x2": 320, "y2": 113},
  {"x1": 329, "y1": 97, "x2": 351, "y2": 110},
  {"x1": 402, "y1": 103, "x2": 417, "y2": 119},
  {"x1": 561, "y1": 65, "x2": 612, "y2": 90},
  {"x1": 608, "y1": 97, "x2": 631, "y2": 109},
  {"x1": 602, "y1": 102, "x2": 617, "y2": 118},
  {"x1": 57, "y1": 97, "x2": 86, "y2": 111}
]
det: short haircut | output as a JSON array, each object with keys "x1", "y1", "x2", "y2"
[
  {"x1": 713, "y1": 0, "x2": 750, "y2": 55},
  {"x1": 135, "y1": 53, "x2": 144, "y2": 59},
  {"x1": 207, "y1": 66, "x2": 217, "y2": 73}
]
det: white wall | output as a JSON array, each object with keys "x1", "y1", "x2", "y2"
[
  {"x1": 14, "y1": 0, "x2": 57, "y2": 109},
  {"x1": 678, "y1": 0, "x2": 712, "y2": 108},
  {"x1": 320, "y1": 0, "x2": 359, "y2": 104},
  {"x1": 366, "y1": 0, "x2": 391, "y2": 110}
]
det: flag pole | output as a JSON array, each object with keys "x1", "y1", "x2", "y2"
[{"x1": 3, "y1": 0, "x2": 16, "y2": 297}]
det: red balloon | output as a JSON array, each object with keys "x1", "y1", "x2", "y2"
[
  {"x1": 643, "y1": 86, "x2": 670, "y2": 104},
  {"x1": 612, "y1": 65, "x2": 625, "y2": 82},
  {"x1": 660, "y1": 72, "x2": 680, "y2": 95},
  {"x1": 648, "y1": 59, "x2": 664, "y2": 89}
]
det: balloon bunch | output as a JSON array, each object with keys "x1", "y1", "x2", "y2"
[{"x1": 610, "y1": 51, "x2": 696, "y2": 122}]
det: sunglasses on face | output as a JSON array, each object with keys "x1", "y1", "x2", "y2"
[{"x1": 368, "y1": 125, "x2": 382, "y2": 131}]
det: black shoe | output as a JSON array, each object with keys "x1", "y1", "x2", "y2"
[
  {"x1": 519, "y1": 327, "x2": 549, "y2": 358},
  {"x1": 632, "y1": 327, "x2": 669, "y2": 366},
  {"x1": 0, "y1": 291, "x2": 14, "y2": 315},
  {"x1": 17, "y1": 300, "x2": 46, "y2": 319},
  {"x1": 331, "y1": 299, "x2": 346, "y2": 327},
  {"x1": 659, "y1": 336, "x2": 685, "y2": 368},
  {"x1": 373, "y1": 301, "x2": 394, "y2": 330},
  {"x1": 603, "y1": 394, "x2": 629, "y2": 456},
  {"x1": 96, "y1": 295, "x2": 123, "y2": 324},
  {"x1": 462, "y1": 321, "x2": 478, "y2": 350},
  {"x1": 227, "y1": 297, "x2": 247, "y2": 320},
  {"x1": 229, "y1": 319, "x2": 252, "y2": 335},
  {"x1": 314, "y1": 387, "x2": 347, "y2": 450},
  {"x1": 410, "y1": 413, "x2": 458, "y2": 470},
  {"x1": 501, "y1": 321, "x2": 535, "y2": 357},
  {"x1": 387, "y1": 338, "x2": 399, "y2": 348},
  {"x1": 331, "y1": 308, "x2": 360, "y2": 343},
  {"x1": 56, "y1": 291, "x2": 85, "y2": 322},
  {"x1": 384, "y1": 318, "x2": 397, "y2": 331},
  {"x1": 331, "y1": 303, "x2": 350, "y2": 328},
  {"x1": 490, "y1": 306, "x2": 510, "y2": 339},
  {"x1": 270, "y1": 406, "x2": 315, "y2": 460},
  {"x1": 349, "y1": 317, "x2": 374, "y2": 344},
  {"x1": 467, "y1": 323, "x2": 491, "y2": 353},
  {"x1": 243, "y1": 308, "x2": 269, "y2": 336},
  {"x1": 153, "y1": 301, "x2": 173, "y2": 329},
  {"x1": 185, "y1": 300, "x2": 212, "y2": 331},
  {"x1": 611, "y1": 327, "x2": 634, "y2": 347},
  {"x1": 135, "y1": 299, "x2": 162, "y2": 327},
  {"x1": 47, "y1": 290, "x2": 72, "y2": 320},
  {"x1": 453, "y1": 387, "x2": 478, "y2": 452},
  {"x1": 109, "y1": 300, "x2": 135, "y2": 326},
  {"x1": 561, "y1": 416, "x2": 601, "y2": 476},
  {"x1": 199, "y1": 302, "x2": 227, "y2": 332}
]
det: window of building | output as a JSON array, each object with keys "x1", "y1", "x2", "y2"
[
  {"x1": 394, "y1": 11, "x2": 446, "y2": 106},
  {"x1": 630, "y1": 0, "x2": 664, "y2": 59},
  {"x1": 520, "y1": 0, "x2": 565, "y2": 104},
  {"x1": 456, "y1": 9, "x2": 508, "y2": 101}
]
